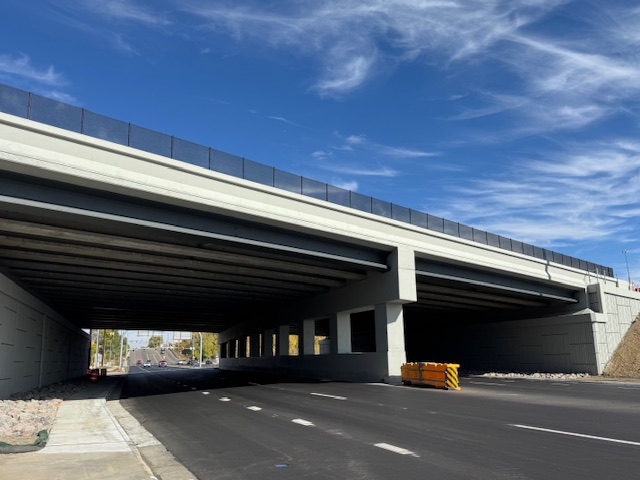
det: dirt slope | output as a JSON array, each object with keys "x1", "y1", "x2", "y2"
[{"x1": 603, "y1": 315, "x2": 640, "y2": 378}]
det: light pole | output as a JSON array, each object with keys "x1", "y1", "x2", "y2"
[
  {"x1": 623, "y1": 250, "x2": 631, "y2": 288},
  {"x1": 198, "y1": 332, "x2": 203, "y2": 368},
  {"x1": 102, "y1": 329, "x2": 107, "y2": 367},
  {"x1": 108, "y1": 331, "x2": 114, "y2": 365},
  {"x1": 94, "y1": 330, "x2": 100, "y2": 368}
]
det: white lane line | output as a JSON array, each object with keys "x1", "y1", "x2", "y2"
[
  {"x1": 469, "y1": 381, "x2": 506, "y2": 386},
  {"x1": 219, "y1": 396, "x2": 231, "y2": 402},
  {"x1": 511, "y1": 425, "x2": 640, "y2": 447},
  {"x1": 292, "y1": 418, "x2": 315, "y2": 427},
  {"x1": 246, "y1": 406, "x2": 262, "y2": 411},
  {"x1": 311, "y1": 392, "x2": 347, "y2": 400},
  {"x1": 374, "y1": 443, "x2": 418, "y2": 457}
]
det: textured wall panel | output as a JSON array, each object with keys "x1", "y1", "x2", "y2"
[{"x1": 0, "y1": 275, "x2": 89, "y2": 399}]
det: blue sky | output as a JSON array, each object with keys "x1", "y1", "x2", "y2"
[{"x1": 1, "y1": 0, "x2": 640, "y2": 284}]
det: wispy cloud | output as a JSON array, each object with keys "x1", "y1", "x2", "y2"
[
  {"x1": 430, "y1": 140, "x2": 640, "y2": 246},
  {"x1": 337, "y1": 133, "x2": 436, "y2": 159},
  {"x1": 333, "y1": 179, "x2": 359, "y2": 191},
  {"x1": 177, "y1": 0, "x2": 640, "y2": 146},
  {"x1": 326, "y1": 165, "x2": 399, "y2": 177},
  {"x1": 79, "y1": 0, "x2": 170, "y2": 27},
  {"x1": 0, "y1": 53, "x2": 65, "y2": 86},
  {"x1": 179, "y1": 0, "x2": 565, "y2": 97},
  {"x1": 267, "y1": 115, "x2": 303, "y2": 127},
  {"x1": 112, "y1": 33, "x2": 140, "y2": 56}
]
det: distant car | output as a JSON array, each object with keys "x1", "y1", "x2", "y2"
[
  {"x1": 205, "y1": 359, "x2": 212, "y2": 365},
  {"x1": 136, "y1": 360, "x2": 142, "y2": 365},
  {"x1": 187, "y1": 360, "x2": 194, "y2": 366},
  {"x1": 143, "y1": 360, "x2": 152, "y2": 368},
  {"x1": 177, "y1": 360, "x2": 185, "y2": 365},
  {"x1": 158, "y1": 360, "x2": 167, "y2": 367}
]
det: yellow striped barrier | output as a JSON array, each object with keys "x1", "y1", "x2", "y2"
[{"x1": 401, "y1": 362, "x2": 460, "y2": 390}]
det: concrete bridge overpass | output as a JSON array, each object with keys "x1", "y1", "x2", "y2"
[{"x1": 1, "y1": 84, "x2": 639, "y2": 398}]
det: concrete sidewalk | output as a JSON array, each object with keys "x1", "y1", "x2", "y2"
[{"x1": 1, "y1": 374, "x2": 196, "y2": 480}]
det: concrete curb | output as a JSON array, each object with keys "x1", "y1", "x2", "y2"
[{"x1": 107, "y1": 377, "x2": 197, "y2": 480}]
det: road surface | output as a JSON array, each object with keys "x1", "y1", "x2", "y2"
[{"x1": 120, "y1": 366, "x2": 640, "y2": 479}]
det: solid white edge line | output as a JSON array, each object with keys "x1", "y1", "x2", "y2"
[
  {"x1": 374, "y1": 443, "x2": 418, "y2": 456},
  {"x1": 292, "y1": 418, "x2": 314, "y2": 426},
  {"x1": 511, "y1": 424, "x2": 640, "y2": 446}
]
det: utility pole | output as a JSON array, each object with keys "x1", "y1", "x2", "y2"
[{"x1": 198, "y1": 332, "x2": 203, "y2": 368}]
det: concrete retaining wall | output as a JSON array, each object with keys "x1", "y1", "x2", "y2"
[
  {"x1": 454, "y1": 312, "x2": 600, "y2": 374},
  {"x1": 590, "y1": 283, "x2": 640, "y2": 373},
  {"x1": 0, "y1": 273, "x2": 89, "y2": 399}
]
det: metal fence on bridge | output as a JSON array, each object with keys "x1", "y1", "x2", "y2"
[{"x1": 0, "y1": 83, "x2": 613, "y2": 278}]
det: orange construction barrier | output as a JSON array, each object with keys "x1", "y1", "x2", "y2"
[
  {"x1": 89, "y1": 369, "x2": 98, "y2": 383},
  {"x1": 401, "y1": 362, "x2": 460, "y2": 390}
]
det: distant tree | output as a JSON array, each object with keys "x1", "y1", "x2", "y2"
[
  {"x1": 289, "y1": 335, "x2": 299, "y2": 356},
  {"x1": 148, "y1": 335, "x2": 163, "y2": 348},
  {"x1": 202, "y1": 332, "x2": 218, "y2": 359},
  {"x1": 192, "y1": 332, "x2": 219, "y2": 359}
]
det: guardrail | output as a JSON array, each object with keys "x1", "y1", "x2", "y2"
[
  {"x1": 401, "y1": 362, "x2": 460, "y2": 390},
  {"x1": 0, "y1": 82, "x2": 613, "y2": 278}
]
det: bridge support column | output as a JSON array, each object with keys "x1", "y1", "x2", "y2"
[
  {"x1": 329, "y1": 312, "x2": 352, "y2": 354},
  {"x1": 299, "y1": 319, "x2": 315, "y2": 355},
  {"x1": 250, "y1": 333, "x2": 261, "y2": 358},
  {"x1": 276, "y1": 324, "x2": 290, "y2": 356},
  {"x1": 228, "y1": 339, "x2": 236, "y2": 358},
  {"x1": 262, "y1": 329, "x2": 274, "y2": 357},
  {"x1": 375, "y1": 302, "x2": 406, "y2": 383},
  {"x1": 237, "y1": 336, "x2": 247, "y2": 358}
]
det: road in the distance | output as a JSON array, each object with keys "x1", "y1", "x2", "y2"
[{"x1": 120, "y1": 367, "x2": 640, "y2": 480}]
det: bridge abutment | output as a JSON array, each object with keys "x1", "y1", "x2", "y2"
[{"x1": 0, "y1": 273, "x2": 89, "y2": 399}]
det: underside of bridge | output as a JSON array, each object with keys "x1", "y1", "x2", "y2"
[
  {"x1": 0, "y1": 172, "x2": 390, "y2": 333},
  {"x1": 0, "y1": 170, "x2": 583, "y2": 339}
]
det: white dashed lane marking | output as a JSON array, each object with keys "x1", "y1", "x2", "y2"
[
  {"x1": 246, "y1": 406, "x2": 262, "y2": 411},
  {"x1": 292, "y1": 419, "x2": 315, "y2": 427},
  {"x1": 374, "y1": 443, "x2": 418, "y2": 457},
  {"x1": 311, "y1": 393, "x2": 347, "y2": 400}
]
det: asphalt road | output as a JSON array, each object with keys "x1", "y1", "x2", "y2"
[{"x1": 120, "y1": 367, "x2": 640, "y2": 480}]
